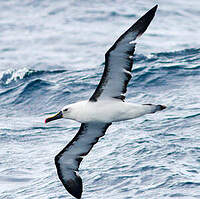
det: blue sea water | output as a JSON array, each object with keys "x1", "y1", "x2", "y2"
[{"x1": 0, "y1": 0, "x2": 200, "y2": 198}]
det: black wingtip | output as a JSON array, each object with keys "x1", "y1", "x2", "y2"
[
  {"x1": 148, "y1": 5, "x2": 158, "y2": 14},
  {"x1": 151, "y1": 5, "x2": 158, "y2": 15},
  {"x1": 133, "y1": 4, "x2": 158, "y2": 38},
  {"x1": 152, "y1": 4, "x2": 158, "y2": 11},
  {"x1": 64, "y1": 172, "x2": 83, "y2": 199}
]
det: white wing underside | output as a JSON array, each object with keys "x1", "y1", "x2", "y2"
[
  {"x1": 55, "y1": 123, "x2": 111, "y2": 199},
  {"x1": 90, "y1": 5, "x2": 158, "y2": 102}
]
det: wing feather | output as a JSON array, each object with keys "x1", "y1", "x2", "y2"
[
  {"x1": 90, "y1": 5, "x2": 158, "y2": 102},
  {"x1": 55, "y1": 123, "x2": 111, "y2": 199}
]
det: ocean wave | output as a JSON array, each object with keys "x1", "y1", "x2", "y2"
[
  {"x1": 0, "y1": 68, "x2": 33, "y2": 85},
  {"x1": 153, "y1": 48, "x2": 200, "y2": 59},
  {"x1": 14, "y1": 79, "x2": 51, "y2": 105},
  {"x1": 0, "y1": 48, "x2": 199, "y2": 111},
  {"x1": 1, "y1": 48, "x2": 198, "y2": 87},
  {"x1": 135, "y1": 48, "x2": 200, "y2": 65},
  {"x1": 131, "y1": 48, "x2": 200, "y2": 87},
  {"x1": 0, "y1": 68, "x2": 66, "y2": 85}
]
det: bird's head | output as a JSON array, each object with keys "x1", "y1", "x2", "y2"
[{"x1": 45, "y1": 106, "x2": 70, "y2": 123}]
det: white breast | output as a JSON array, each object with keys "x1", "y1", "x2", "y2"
[{"x1": 67, "y1": 100, "x2": 154, "y2": 123}]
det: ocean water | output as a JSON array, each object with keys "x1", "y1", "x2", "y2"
[{"x1": 0, "y1": 0, "x2": 200, "y2": 198}]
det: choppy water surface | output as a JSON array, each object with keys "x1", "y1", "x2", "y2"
[{"x1": 0, "y1": 1, "x2": 200, "y2": 199}]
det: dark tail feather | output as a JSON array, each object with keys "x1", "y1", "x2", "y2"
[
  {"x1": 143, "y1": 104, "x2": 167, "y2": 113},
  {"x1": 156, "y1": 105, "x2": 167, "y2": 111}
]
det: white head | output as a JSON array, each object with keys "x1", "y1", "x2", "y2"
[{"x1": 45, "y1": 101, "x2": 87, "y2": 123}]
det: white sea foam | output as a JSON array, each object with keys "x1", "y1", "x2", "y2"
[{"x1": 0, "y1": 68, "x2": 33, "y2": 84}]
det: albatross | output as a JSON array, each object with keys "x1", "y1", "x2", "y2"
[{"x1": 45, "y1": 5, "x2": 165, "y2": 199}]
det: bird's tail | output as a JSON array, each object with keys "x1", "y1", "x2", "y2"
[
  {"x1": 143, "y1": 104, "x2": 167, "y2": 113},
  {"x1": 155, "y1": 104, "x2": 167, "y2": 112}
]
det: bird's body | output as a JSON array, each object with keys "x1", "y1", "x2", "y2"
[
  {"x1": 45, "y1": 5, "x2": 166, "y2": 199},
  {"x1": 62, "y1": 100, "x2": 163, "y2": 123}
]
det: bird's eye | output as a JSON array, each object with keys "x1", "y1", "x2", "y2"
[{"x1": 63, "y1": 108, "x2": 68, "y2": 112}]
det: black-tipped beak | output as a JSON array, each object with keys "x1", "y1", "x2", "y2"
[{"x1": 45, "y1": 111, "x2": 63, "y2": 123}]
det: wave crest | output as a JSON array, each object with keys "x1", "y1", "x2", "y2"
[
  {"x1": 0, "y1": 68, "x2": 35, "y2": 85},
  {"x1": 0, "y1": 68, "x2": 66, "y2": 85}
]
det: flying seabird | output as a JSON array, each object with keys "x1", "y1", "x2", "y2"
[{"x1": 45, "y1": 5, "x2": 165, "y2": 199}]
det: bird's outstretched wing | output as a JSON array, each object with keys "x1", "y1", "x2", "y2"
[
  {"x1": 90, "y1": 5, "x2": 158, "y2": 102},
  {"x1": 55, "y1": 123, "x2": 111, "y2": 199}
]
